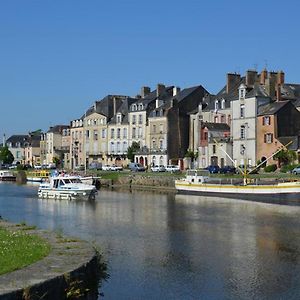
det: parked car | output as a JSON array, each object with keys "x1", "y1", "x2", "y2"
[
  {"x1": 128, "y1": 163, "x2": 146, "y2": 172},
  {"x1": 151, "y1": 165, "x2": 166, "y2": 172},
  {"x1": 292, "y1": 166, "x2": 300, "y2": 175},
  {"x1": 102, "y1": 164, "x2": 112, "y2": 171},
  {"x1": 219, "y1": 165, "x2": 236, "y2": 174},
  {"x1": 165, "y1": 165, "x2": 180, "y2": 172},
  {"x1": 89, "y1": 162, "x2": 102, "y2": 170},
  {"x1": 110, "y1": 164, "x2": 123, "y2": 171},
  {"x1": 206, "y1": 165, "x2": 220, "y2": 174}
]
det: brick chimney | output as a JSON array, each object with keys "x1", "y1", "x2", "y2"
[
  {"x1": 246, "y1": 70, "x2": 258, "y2": 87},
  {"x1": 156, "y1": 83, "x2": 165, "y2": 98},
  {"x1": 141, "y1": 86, "x2": 151, "y2": 98},
  {"x1": 276, "y1": 84, "x2": 282, "y2": 101},
  {"x1": 226, "y1": 73, "x2": 241, "y2": 94},
  {"x1": 265, "y1": 72, "x2": 277, "y2": 99},
  {"x1": 260, "y1": 68, "x2": 268, "y2": 84},
  {"x1": 277, "y1": 70, "x2": 285, "y2": 85}
]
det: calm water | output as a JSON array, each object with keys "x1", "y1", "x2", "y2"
[{"x1": 1, "y1": 182, "x2": 300, "y2": 299}]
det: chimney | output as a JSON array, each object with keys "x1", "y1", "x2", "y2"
[
  {"x1": 141, "y1": 86, "x2": 151, "y2": 98},
  {"x1": 265, "y1": 72, "x2": 276, "y2": 99},
  {"x1": 277, "y1": 70, "x2": 285, "y2": 85},
  {"x1": 173, "y1": 86, "x2": 180, "y2": 96},
  {"x1": 226, "y1": 73, "x2": 241, "y2": 94},
  {"x1": 246, "y1": 70, "x2": 258, "y2": 87},
  {"x1": 260, "y1": 68, "x2": 268, "y2": 84},
  {"x1": 276, "y1": 84, "x2": 282, "y2": 101},
  {"x1": 156, "y1": 83, "x2": 165, "y2": 98}
]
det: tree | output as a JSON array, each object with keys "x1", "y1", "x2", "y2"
[
  {"x1": 127, "y1": 142, "x2": 140, "y2": 162},
  {"x1": 0, "y1": 146, "x2": 14, "y2": 164},
  {"x1": 273, "y1": 149, "x2": 297, "y2": 166}
]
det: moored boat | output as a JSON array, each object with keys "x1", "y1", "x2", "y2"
[
  {"x1": 38, "y1": 175, "x2": 97, "y2": 200},
  {"x1": 27, "y1": 170, "x2": 51, "y2": 182},
  {"x1": 175, "y1": 169, "x2": 300, "y2": 196},
  {"x1": 0, "y1": 170, "x2": 16, "y2": 181}
]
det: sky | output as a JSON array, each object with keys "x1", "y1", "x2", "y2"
[{"x1": 1, "y1": 0, "x2": 300, "y2": 141}]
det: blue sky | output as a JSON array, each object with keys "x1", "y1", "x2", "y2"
[{"x1": 1, "y1": 0, "x2": 300, "y2": 140}]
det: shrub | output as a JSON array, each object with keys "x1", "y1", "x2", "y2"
[
  {"x1": 264, "y1": 164, "x2": 277, "y2": 173},
  {"x1": 280, "y1": 164, "x2": 297, "y2": 173}
]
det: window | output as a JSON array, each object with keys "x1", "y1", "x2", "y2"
[
  {"x1": 138, "y1": 114, "x2": 142, "y2": 124},
  {"x1": 123, "y1": 128, "x2": 127, "y2": 138},
  {"x1": 221, "y1": 115, "x2": 225, "y2": 123},
  {"x1": 93, "y1": 130, "x2": 98, "y2": 141},
  {"x1": 263, "y1": 116, "x2": 271, "y2": 126},
  {"x1": 117, "y1": 114, "x2": 122, "y2": 124},
  {"x1": 240, "y1": 88, "x2": 245, "y2": 99},
  {"x1": 202, "y1": 147, "x2": 206, "y2": 155},
  {"x1": 117, "y1": 128, "x2": 121, "y2": 139},
  {"x1": 221, "y1": 99, "x2": 225, "y2": 109},
  {"x1": 138, "y1": 127, "x2": 143, "y2": 138},
  {"x1": 132, "y1": 128, "x2": 136, "y2": 138},
  {"x1": 240, "y1": 104, "x2": 245, "y2": 118},
  {"x1": 117, "y1": 142, "x2": 120, "y2": 152},
  {"x1": 132, "y1": 115, "x2": 136, "y2": 124},
  {"x1": 240, "y1": 144, "x2": 245, "y2": 155},
  {"x1": 110, "y1": 142, "x2": 115, "y2": 153},
  {"x1": 102, "y1": 129, "x2": 106, "y2": 138},
  {"x1": 159, "y1": 140, "x2": 163, "y2": 149},
  {"x1": 159, "y1": 124, "x2": 163, "y2": 133},
  {"x1": 240, "y1": 125, "x2": 246, "y2": 139},
  {"x1": 86, "y1": 130, "x2": 90, "y2": 139},
  {"x1": 214, "y1": 116, "x2": 218, "y2": 123},
  {"x1": 264, "y1": 133, "x2": 273, "y2": 143},
  {"x1": 111, "y1": 128, "x2": 115, "y2": 138},
  {"x1": 153, "y1": 125, "x2": 156, "y2": 133},
  {"x1": 215, "y1": 100, "x2": 219, "y2": 111},
  {"x1": 213, "y1": 145, "x2": 216, "y2": 154}
]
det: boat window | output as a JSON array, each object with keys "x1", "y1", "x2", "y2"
[
  {"x1": 59, "y1": 180, "x2": 65, "y2": 186},
  {"x1": 53, "y1": 180, "x2": 59, "y2": 188}
]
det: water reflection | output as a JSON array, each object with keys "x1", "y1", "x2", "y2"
[{"x1": 1, "y1": 184, "x2": 300, "y2": 299}]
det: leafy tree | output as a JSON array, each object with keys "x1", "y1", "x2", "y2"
[
  {"x1": 53, "y1": 157, "x2": 61, "y2": 167},
  {"x1": 185, "y1": 149, "x2": 198, "y2": 161},
  {"x1": 127, "y1": 142, "x2": 140, "y2": 162},
  {"x1": 0, "y1": 146, "x2": 14, "y2": 164},
  {"x1": 273, "y1": 149, "x2": 297, "y2": 166}
]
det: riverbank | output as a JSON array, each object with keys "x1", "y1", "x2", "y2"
[{"x1": 0, "y1": 220, "x2": 107, "y2": 300}]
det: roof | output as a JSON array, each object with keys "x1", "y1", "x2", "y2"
[
  {"x1": 6, "y1": 135, "x2": 29, "y2": 147},
  {"x1": 109, "y1": 97, "x2": 137, "y2": 124},
  {"x1": 277, "y1": 136, "x2": 299, "y2": 151},
  {"x1": 202, "y1": 122, "x2": 230, "y2": 131},
  {"x1": 48, "y1": 125, "x2": 69, "y2": 133},
  {"x1": 257, "y1": 101, "x2": 289, "y2": 116}
]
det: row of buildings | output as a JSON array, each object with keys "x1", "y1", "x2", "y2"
[{"x1": 4, "y1": 68, "x2": 300, "y2": 170}]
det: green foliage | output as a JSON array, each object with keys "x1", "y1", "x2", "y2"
[
  {"x1": 273, "y1": 149, "x2": 297, "y2": 166},
  {"x1": 53, "y1": 157, "x2": 60, "y2": 166},
  {"x1": 127, "y1": 142, "x2": 140, "y2": 162},
  {"x1": 0, "y1": 146, "x2": 14, "y2": 164},
  {"x1": 264, "y1": 164, "x2": 277, "y2": 173},
  {"x1": 280, "y1": 164, "x2": 298, "y2": 173},
  {"x1": 184, "y1": 150, "x2": 198, "y2": 160}
]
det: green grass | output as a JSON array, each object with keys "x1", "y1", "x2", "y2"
[{"x1": 0, "y1": 226, "x2": 51, "y2": 275}]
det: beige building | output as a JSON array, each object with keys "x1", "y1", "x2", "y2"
[{"x1": 70, "y1": 118, "x2": 84, "y2": 170}]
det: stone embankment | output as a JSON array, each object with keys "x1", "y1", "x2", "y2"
[
  {"x1": 0, "y1": 220, "x2": 106, "y2": 300},
  {"x1": 101, "y1": 174, "x2": 179, "y2": 191}
]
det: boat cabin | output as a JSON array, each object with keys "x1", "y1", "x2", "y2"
[{"x1": 185, "y1": 169, "x2": 210, "y2": 184}]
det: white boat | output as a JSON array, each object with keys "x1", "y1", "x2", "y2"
[
  {"x1": 0, "y1": 170, "x2": 16, "y2": 181},
  {"x1": 38, "y1": 175, "x2": 97, "y2": 200},
  {"x1": 175, "y1": 169, "x2": 300, "y2": 196}
]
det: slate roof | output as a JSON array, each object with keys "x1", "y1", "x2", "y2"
[
  {"x1": 277, "y1": 136, "x2": 299, "y2": 151},
  {"x1": 257, "y1": 100, "x2": 289, "y2": 116},
  {"x1": 48, "y1": 125, "x2": 69, "y2": 134},
  {"x1": 281, "y1": 84, "x2": 300, "y2": 100},
  {"x1": 202, "y1": 122, "x2": 230, "y2": 131},
  {"x1": 109, "y1": 97, "x2": 137, "y2": 124},
  {"x1": 6, "y1": 135, "x2": 29, "y2": 147}
]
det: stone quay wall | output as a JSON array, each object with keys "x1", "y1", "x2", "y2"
[{"x1": 0, "y1": 221, "x2": 104, "y2": 300}]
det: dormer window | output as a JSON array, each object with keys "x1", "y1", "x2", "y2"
[
  {"x1": 132, "y1": 104, "x2": 137, "y2": 111},
  {"x1": 117, "y1": 114, "x2": 122, "y2": 124},
  {"x1": 215, "y1": 100, "x2": 219, "y2": 111},
  {"x1": 221, "y1": 99, "x2": 225, "y2": 109},
  {"x1": 139, "y1": 104, "x2": 143, "y2": 110},
  {"x1": 239, "y1": 84, "x2": 246, "y2": 100}
]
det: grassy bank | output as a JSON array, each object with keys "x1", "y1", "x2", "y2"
[{"x1": 0, "y1": 225, "x2": 51, "y2": 275}]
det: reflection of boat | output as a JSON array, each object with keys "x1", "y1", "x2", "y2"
[
  {"x1": 27, "y1": 170, "x2": 51, "y2": 182},
  {"x1": 0, "y1": 170, "x2": 16, "y2": 181},
  {"x1": 38, "y1": 175, "x2": 97, "y2": 200},
  {"x1": 175, "y1": 169, "x2": 300, "y2": 196}
]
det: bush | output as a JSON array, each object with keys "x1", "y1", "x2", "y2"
[
  {"x1": 264, "y1": 164, "x2": 277, "y2": 173},
  {"x1": 280, "y1": 164, "x2": 297, "y2": 173}
]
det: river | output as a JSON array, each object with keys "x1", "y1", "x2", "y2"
[{"x1": 1, "y1": 182, "x2": 300, "y2": 299}]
